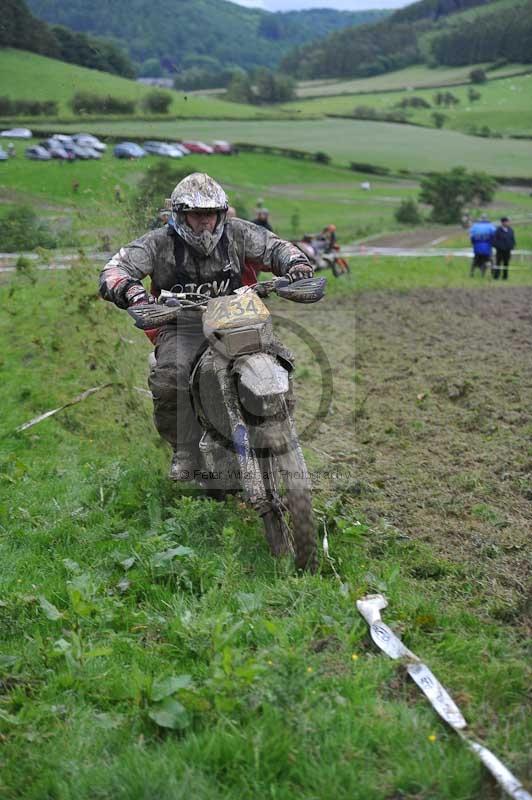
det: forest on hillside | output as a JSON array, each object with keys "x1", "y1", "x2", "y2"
[
  {"x1": 1, "y1": 0, "x2": 135, "y2": 77},
  {"x1": 282, "y1": 0, "x2": 532, "y2": 79},
  {"x1": 24, "y1": 0, "x2": 387, "y2": 76}
]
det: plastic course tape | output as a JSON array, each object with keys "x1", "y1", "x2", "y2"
[{"x1": 357, "y1": 594, "x2": 531, "y2": 800}]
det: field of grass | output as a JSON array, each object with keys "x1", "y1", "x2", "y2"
[
  {"x1": 281, "y1": 72, "x2": 532, "y2": 138},
  {"x1": 21, "y1": 119, "x2": 532, "y2": 178},
  {"x1": 0, "y1": 148, "x2": 424, "y2": 249},
  {"x1": 0, "y1": 49, "x2": 268, "y2": 121},
  {"x1": 294, "y1": 62, "x2": 526, "y2": 98},
  {"x1": 0, "y1": 259, "x2": 530, "y2": 799}
]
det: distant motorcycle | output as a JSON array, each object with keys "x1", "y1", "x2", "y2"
[
  {"x1": 293, "y1": 235, "x2": 350, "y2": 278},
  {"x1": 128, "y1": 276, "x2": 326, "y2": 572}
]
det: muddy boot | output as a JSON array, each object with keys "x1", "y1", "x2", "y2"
[{"x1": 169, "y1": 449, "x2": 197, "y2": 482}]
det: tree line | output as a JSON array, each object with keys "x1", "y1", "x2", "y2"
[
  {"x1": 428, "y1": 1, "x2": 532, "y2": 66},
  {"x1": 281, "y1": 0, "x2": 531, "y2": 80},
  {"x1": 1, "y1": 0, "x2": 135, "y2": 78},
  {"x1": 24, "y1": 0, "x2": 387, "y2": 79}
]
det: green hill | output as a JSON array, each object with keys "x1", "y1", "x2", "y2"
[
  {"x1": 280, "y1": 67, "x2": 532, "y2": 137},
  {"x1": 1, "y1": 0, "x2": 135, "y2": 77},
  {"x1": 25, "y1": 0, "x2": 387, "y2": 75},
  {"x1": 282, "y1": 0, "x2": 532, "y2": 80},
  {"x1": 0, "y1": 49, "x2": 271, "y2": 120}
]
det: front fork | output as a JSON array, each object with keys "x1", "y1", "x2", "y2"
[{"x1": 212, "y1": 352, "x2": 270, "y2": 515}]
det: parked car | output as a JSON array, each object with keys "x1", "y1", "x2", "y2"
[
  {"x1": 25, "y1": 146, "x2": 51, "y2": 161},
  {"x1": 143, "y1": 141, "x2": 183, "y2": 158},
  {"x1": 114, "y1": 142, "x2": 147, "y2": 159},
  {"x1": 40, "y1": 140, "x2": 75, "y2": 160},
  {"x1": 51, "y1": 134, "x2": 73, "y2": 145},
  {"x1": 0, "y1": 147, "x2": 8, "y2": 161},
  {"x1": 61, "y1": 141, "x2": 99, "y2": 159},
  {"x1": 174, "y1": 143, "x2": 191, "y2": 155},
  {"x1": 73, "y1": 133, "x2": 106, "y2": 152},
  {"x1": 1, "y1": 127, "x2": 32, "y2": 139},
  {"x1": 181, "y1": 140, "x2": 214, "y2": 155},
  {"x1": 212, "y1": 140, "x2": 233, "y2": 155}
]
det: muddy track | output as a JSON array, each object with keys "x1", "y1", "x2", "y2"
[{"x1": 289, "y1": 286, "x2": 531, "y2": 616}]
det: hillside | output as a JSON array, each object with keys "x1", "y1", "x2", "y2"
[
  {"x1": 25, "y1": 0, "x2": 387, "y2": 75},
  {"x1": 280, "y1": 68, "x2": 532, "y2": 137},
  {"x1": 282, "y1": 0, "x2": 532, "y2": 80},
  {"x1": 0, "y1": 50, "x2": 271, "y2": 120},
  {"x1": 1, "y1": 0, "x2": 134, "y2": 77}
]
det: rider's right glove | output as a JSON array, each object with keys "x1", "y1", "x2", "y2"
[
  {"x1": 286, "y1": 262, "x2": 314, "y2": 282},
  {"x1": 124, "y1": 283, "x2": 155, "y2": 306}
]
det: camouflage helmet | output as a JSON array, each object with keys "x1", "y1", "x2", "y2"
[
  {"x1": 170, "y1": 173, "x2": 228, "y2": 213},
  {"x1": 171, "y1": 173, "x2": 229, "y2": 257}
]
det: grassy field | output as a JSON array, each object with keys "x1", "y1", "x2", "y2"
[
  {"x1": 281, "y1": 72, "x2": 532, "y2": 138},
  {"x1": 0, "y1": 49, "x2": 268, "y2": 121},
  {"x1": 2, "y1": 148, "x2": 531, "y2": 255},
  {"x1": 0, "y1": 148, "x2": 423, "y2": 249},
  {"x1": 20, "y1": 119, "x2": 532, "y2": 178},
  {"x1": 0, "y1": 259, "x2": 530, "y2": 799},
  {"x1": 294, "y1": 62, "x2": 526, "y2": 98}
]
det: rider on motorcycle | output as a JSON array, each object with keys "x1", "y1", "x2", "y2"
[{"x1": 99, "y1": 172, "x2": 313, "y2": 480}]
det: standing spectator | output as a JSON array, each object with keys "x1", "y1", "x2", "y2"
[
  {"x1": 469, "y1": 215, "x2": 495, "y2": 277},
  {"x1": 493, "y1": 216, "x2": 516, "y2": 280},
  {"x1": 7, "y1": 142, "x2": 15, "y2": 158},
  {"x1": 252, "y1": 208, "x2": 273, "y2": 232}
]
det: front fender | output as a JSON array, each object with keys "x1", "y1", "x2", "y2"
[{"x1": 233, "y1": 352, "x2": 289, "y2": 398}]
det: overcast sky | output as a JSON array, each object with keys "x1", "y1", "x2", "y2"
[{"x1": 230, "y1": 0, "x2": 411, "y2": 10}]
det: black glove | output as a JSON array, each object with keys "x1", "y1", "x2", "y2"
[{"x1": 287, "y1": 262, "x2": 314, "y2": 282}]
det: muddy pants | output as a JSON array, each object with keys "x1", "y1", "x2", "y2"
[{"x1": 148, "y1": 316, "x2": 205, "y2": 450}]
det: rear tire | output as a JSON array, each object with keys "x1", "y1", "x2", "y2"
[{"x1": 262, "y1": 442, "x2": 317, "y2": 572}]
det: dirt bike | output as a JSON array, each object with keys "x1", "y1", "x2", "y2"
[
  {"x1": 128, "y1": 276, "x2": 326, "y2": 572},
  {"x1": 293, "y1": 238, "x2": 350, "y2": 278}
]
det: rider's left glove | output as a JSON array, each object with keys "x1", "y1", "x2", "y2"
[{"x1": 287, "y1": 262, "x2": 314, "y2": 282}]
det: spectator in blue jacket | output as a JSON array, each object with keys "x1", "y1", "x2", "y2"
[
  {"x1": 469, "y1": 215, "x2": 496, "y2": 277},
  {"x1": 492, "y1": 217, "x2": 516, "y2": 280}
]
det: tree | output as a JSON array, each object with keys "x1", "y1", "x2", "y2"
[
  {"x1": 419, "y1": 167, "x2": 497, "y2": 224},
  {"x1": 140, "y1": 59, "x2": 163, "y2": 78},
  {"x1": 226, "y1": 72, "x2": 254, "y2": 104},
  {"x1": 431, "y1": 112, "x2": 446, "y2": 128},
  {"x1": 141, "y1": 91, "x2": 172, "y2": 114},
  {"x1": 468, "y1": 87, "x2": 481, "y2": 102},
  {"x1": 470, "y1": 68, "x2": 487, "y2": 84},
  {"x1": 395, "y1": 199, "x2": 422, "y2": 225}
]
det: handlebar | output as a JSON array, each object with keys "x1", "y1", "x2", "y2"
[{"x1": 127, "y1": 276, "x2": 326, "y2": 330}]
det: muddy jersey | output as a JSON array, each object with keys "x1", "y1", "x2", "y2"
[{"x1": 99, "y1": 218, "x2": 309, "y2": 308}]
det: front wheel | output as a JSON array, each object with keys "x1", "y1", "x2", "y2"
[
  {"x1": 332, "y1": 257, "x2": 350, "y2": 278},
  {"x1": 261, "y1": 442, "x2": 317, "y2": 572}
]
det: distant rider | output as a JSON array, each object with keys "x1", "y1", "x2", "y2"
[{"x1": 99, "y1": 173, "x2": 312, "y2": 480}]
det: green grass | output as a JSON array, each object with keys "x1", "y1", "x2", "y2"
[
  {"x1": 294, "y1": 62, "x2": 526, "y2": 98},
  {"x1": 0, "y1": 148, "x2": 422, "y2": 248},
  {"x1": 24, "y1": 118, "x2": 532, "y2": 177},
  {"x1": 281, "y1": 72, "x2": 532, "y2": 138},
  {"x1": 0, "y1": 265, "x2": 530, "y2": 799},
  {"x1": 0, "y1": 49, "x2": 268, "y2": 120}
]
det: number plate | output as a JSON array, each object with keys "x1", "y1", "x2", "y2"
[{"x1": 205, "y1": 293, "x2": 270, "y2": 330}]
